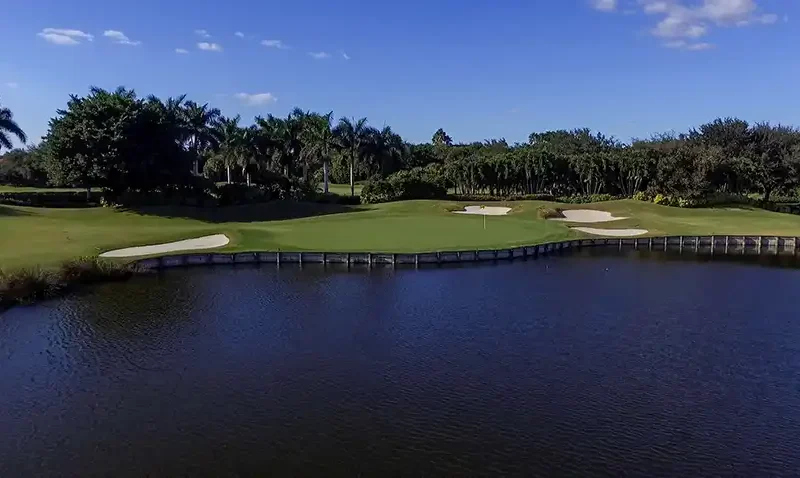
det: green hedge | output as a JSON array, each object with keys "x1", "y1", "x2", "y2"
[
  {"x1": 448, "y1": 193, "x2": 556, "y2": 202},
  {"x1": 633, "y1": 191, "x2": 762, "y2": 209},
  {"x1": 361, "y1": 169, "x2": 447, "y2": 204},
  {"x1": 555, "y1": 194, "x2": 617, "y2": 204},
  {"x1": 0, "y1": 191, "x2": 102, "y2": 208}
]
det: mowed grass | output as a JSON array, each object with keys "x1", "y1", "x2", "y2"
[
  {"x1": 4, "y1": 199, "x2": 800, "y2": 271},
  {"x1": 322, "y1": 183, "x2": 363, "y2": 196}
]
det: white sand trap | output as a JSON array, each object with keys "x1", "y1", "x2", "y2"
[
  {"x1": 100, "y1": 234, "x2": 230, "y2": 258},
  {"x1": 454, "y1": 206, "x2": 512, "y2": 216},
  {"x1": 573, "y1": 227, "x2": 648, "y2": 237},
  {"x1": 551, "y1": 209, "x2": 627, "y2": 223}
]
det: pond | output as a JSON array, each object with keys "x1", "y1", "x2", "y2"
[{"x1": 2, "y1": 253, "x2": 800, "y2": 476}]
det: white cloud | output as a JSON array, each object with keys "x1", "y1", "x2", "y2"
[
  {"x1": 687, "y1": 42, "x2": 714, "y2": 50},
  {"x1": 759, "y1": 13, "x2": 778, "y2": 24},
  {"x1": 37, "y1": 28, "x2": 94, "y2": 45},
  {"x1": 197, "y1": 42, "x2": 223, "y2": 52},
  {"x1": 235, "y1": 31, "x2": 245, "y2": 38},
  {"x1": 591, "y1": 0, "x2": 617, "y2": 12},
  {"x1": 103, "y1": 30, "x2": 141, "y2": 46},
  {"x1": 341, "y1": 51, "x2": 351, "y2": 60},
  {"x1": 175, "y1": 48, "x2": 189, "y2": 54},
  {"x1": 308, "y1": 51, "x2": 330, "y2": 59},
  {"x1": 634, "y1": 0, "x2": 781, "y2": 48},
  {"x1": 5, "y1": 82, "x2": 18, "y2": 89},
  {"x1": 701, "y1": 0, "x2": 756, "y2": 23},
  {"x1": 195, "y1": 29, "x2": 211, "y2": 38},
  {"x1": 665, "y1": 39, "x2": 714, "y2": 50},
  {"x1": 261, "y1": 39, "x2": 288, "y2": 49},
  {"x1": 652, "y1": 15, "x2": 708, "y2": 38},
  {"x1": 234, "y1": 93, "x2": 277, "y2": 106}
]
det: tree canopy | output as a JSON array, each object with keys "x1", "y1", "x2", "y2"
[{"x1": 4, "y1": 86, "x2": 800, "y2": 206}]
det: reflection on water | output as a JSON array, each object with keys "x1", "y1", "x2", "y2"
[{"x1": 2, "y1": 253, "x2": 800, "y2": 476}]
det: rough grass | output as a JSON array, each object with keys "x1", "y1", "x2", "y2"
[
  {"x1": 0, "y1": 257, "x2": 131, "y2": 308},
  {"x1": 4, "y1": 199, "x2": 800, "y2": 273},
  {"x1": 538, "y1": 207, "x2": 564, "y2": 220}
]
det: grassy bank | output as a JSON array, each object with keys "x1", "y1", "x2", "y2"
[
  {"x1": 0, "y1": 257, "x2": 132, "y2": 309},
  {"x1": 5, "y1": 199, "x2": 800, "y2": 272}
]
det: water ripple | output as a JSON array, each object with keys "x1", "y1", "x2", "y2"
[{"x1": 1, "y1": 256, "x2": 800, "y2": 476}]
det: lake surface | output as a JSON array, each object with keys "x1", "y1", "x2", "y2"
[{"x1": 2, "y1": 253, "x2": 800, "y2": 477}]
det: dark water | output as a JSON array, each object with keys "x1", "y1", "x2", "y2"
[{"x1": 2, "y1": 253, "x2": 800, "y2": 477}]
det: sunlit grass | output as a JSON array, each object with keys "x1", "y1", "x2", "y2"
[{"x1": 3, "y1": 199, "x2": 800, "y2": 271}]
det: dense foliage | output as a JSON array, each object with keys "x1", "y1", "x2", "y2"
[{"x1": 3, "y1": 88, "x2": 800, "y2": 207}]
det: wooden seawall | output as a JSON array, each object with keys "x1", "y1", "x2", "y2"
[{"x1": 132, "y1": 235, "x2": 800, "y2": 270}]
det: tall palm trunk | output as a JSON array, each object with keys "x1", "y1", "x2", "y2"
[
  {"x1": 323, "y1": 161, "x2": 330, "y2": 194},
  {"x1": 226, "y1": 165, "x2": 232, "y2": 184},
  {"x1": 349, "y1": 156, "x2": 355, "y2": 197}
]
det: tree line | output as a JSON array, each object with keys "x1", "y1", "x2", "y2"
[{"x1": 2, "y1": 89, "x2": 800, "y2": 205}]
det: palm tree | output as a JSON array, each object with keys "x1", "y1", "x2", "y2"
[
  {"x1": 239, "y1": 125, "x2": 262, "y2": 186},
  {"x1": 301, "y1": 111, "x2": 335, "y2": 193},
  {"x1": 0, "y1": 100, "x2": 27, "y2": 151},
  {"x1": 365, "y1": 125, "x2": 405, "y2": 177},
  {"x1": 213, "y1": 115, "x2": 245, "y2": 184},
  {"x1": 256, "y1": 114, "x2": 292, "y2": 177},
  {"x1": 333, "y1": 116, "x2": 369, "y2": 196},
  {"x1": 182, "y1": 101, "x2": 222, "y2": 175}
]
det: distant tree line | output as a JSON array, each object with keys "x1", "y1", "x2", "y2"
[{"x1": 2, "y1": 89, "x2": 800, "y2": 206}]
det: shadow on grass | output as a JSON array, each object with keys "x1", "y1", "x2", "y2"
[
  {"x1": 126, "y1": 201, "x2": 367, "y2": 223},
  {"x1": 0, "y1": 205, "x2": 30, "y2": 216}
]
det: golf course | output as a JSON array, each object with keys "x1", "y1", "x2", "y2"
[{"x1": 5, "y1": 196, "x2": 800, "y2": 271}]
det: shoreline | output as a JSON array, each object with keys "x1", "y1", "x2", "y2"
[
  {"x1": 130, "y1": 234, "x2": 800, "y2": 270},
  {"x1": 3, "y1": 234, "x2": 800, "y2": 312}
]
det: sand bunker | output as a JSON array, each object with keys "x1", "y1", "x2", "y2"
[
  {"x1": 573, "y1": 227, "x2": 648, "y2": 237},
  {"x1": 100, "y1": 234, "x2": 230, "y2": 258},
  {"x1": 551, "y1": 209, "x2": 627, "y2": 223},
  {"x1": 454, "y1": 206, "x2": 512, "y2": 216}
]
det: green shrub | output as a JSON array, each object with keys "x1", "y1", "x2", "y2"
[
  {"x1": 653, "y1": 193, "x2": 670, "y2": 206},
  {"x1": 676, "y1": 197, "x2": 699, "y2": 208},
  {"x1": 556, "y1": 194, "x2": 616, "y2": 204},
  {"x1": 361, "y1": 168, "x2": 447, "y2": 204},
  {"x1": 537, "y1": 207, "x2": 564, "y2": 219},
  {"x1": 448, "y1": 194, "x2": 556, "y2": 202},
  {"x1": 632, "y1": 191, "x2": 652, "y2": 202},
  {"x1": 361, "y1": 179, "x2": 398, "y2": 204},
  {"x1": 0, "y1": 191, "x2": 102, "y2": 208},
  {"x1": 389, "y1": 175, "x2": 446, "y2": 201}
]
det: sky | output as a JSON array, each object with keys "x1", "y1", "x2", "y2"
[{"x1": 1, "y1": 0, "x2": 799, "y2": 147}]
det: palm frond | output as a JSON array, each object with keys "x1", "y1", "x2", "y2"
[{"x1": 0, "y1": 107, "x2": 27, "y2": 146}]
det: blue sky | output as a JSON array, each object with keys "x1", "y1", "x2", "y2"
[{"x1": 1, "y1": 0, "x2": 798, "y2": 146}]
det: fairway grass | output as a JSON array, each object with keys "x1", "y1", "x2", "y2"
[{"x1": 4, "y1": 199, "x2": 800, "y2": 271}]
